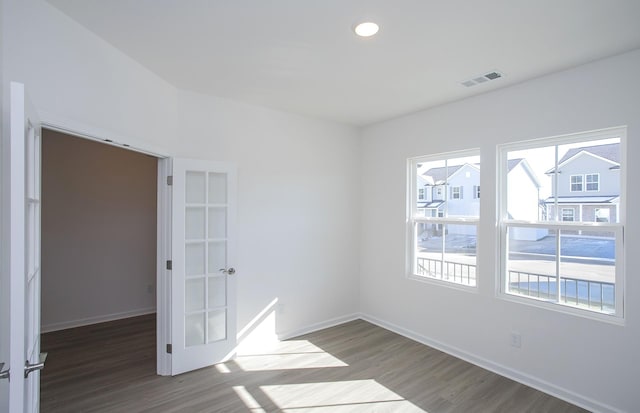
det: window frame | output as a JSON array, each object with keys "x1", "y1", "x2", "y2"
[
  {"x1": 418, "y1": 187, "x2": 426, "y2": 201},
  {"x1": 407, "y1": 149, "x2": 480, "y2": 291},
  {"x1": 497, "y1": 126, "x2": 625, "y2": 323},
  {"x1": 595, "y1": 207, "x2": 610, "y2": 223},
  {"x1": 586, "y1": 173, "x2": 600, "y2": 192},
  {"x1": 570, "y1": 174, "x2": 583, "y2": 192},
  {"x1": 561, "y1": 208, "x2": 575, "y2": 222},
  {"x1": 451, "y1": 186, "x2": 462, "y2": 199}
]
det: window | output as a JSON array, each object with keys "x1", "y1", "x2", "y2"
[
  {"x1": 595, "y1": 208, "x2": 610, "y2": 223},
  {"x1": 474, "y1": 185, "x2": 480, "y2": 199},
  {"x1": 499, "y1": 128, "x2": 624, "y2": 319},
  {"x1": 408, "y1": 150, "x2": 479, "y2": 288},
  {"x1": 418, "y1": 187, "x2": 426, "y2": 200},
  {"x1": 586, "y1": 173, "x2": 599, "y2": 191},
  {"x1": 570, "y1": 175, "x2": 583, "y2": 192},
  {"x1": 561, "y1": 208, "x2": 575, "y2": 221}
]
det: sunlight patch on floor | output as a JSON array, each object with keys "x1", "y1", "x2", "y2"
[
  {"x1": 232, "y1": 386, "x2": 266, "y2": 413},
  {"x1": 234, "y1": 339, "x2": 348, "y2": 371},
  {"x1": 259, "y1": 380, "x2": 428, "y2": 412}
]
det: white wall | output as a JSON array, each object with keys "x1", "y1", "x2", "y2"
[
  {"x1": 41, "y1": 130, "x2": 157, "y2": 331},
  {"x1": 2, "y1": 0, "x2": 177, "y2": 153},
  {"x1": 173, "y1": 90, "x2": 361, "y2": 338},
  {"x1": 2, "y1": 0, "x2": 361, "y2": 343},
  {"x1": 360, "y1": 49, "x2": 640, "y2": 413}
]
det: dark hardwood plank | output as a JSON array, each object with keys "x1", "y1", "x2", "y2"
[{"x1": 41, "y1": 316, "x2": 588, "y2": 412}]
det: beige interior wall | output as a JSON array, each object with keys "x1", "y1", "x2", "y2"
[{"x1": 41, "y1": 130, "x2": 157, "y2": 331}]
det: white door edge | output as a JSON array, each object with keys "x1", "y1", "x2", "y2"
[{"x1": 156, "y1": 158, "x2": 172, "y2": 376}]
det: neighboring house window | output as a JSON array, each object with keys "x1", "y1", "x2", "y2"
[
  {"x1": 451, "y1": 186, "x2": 462, "y2": 199},
  {"x1": 408, "y1": 150, "x2": 479, "y2": 288},
  {"x1": 586, "y1": 173, "x2": 599, "y2": 191},
  {"x1": 498, "y1": 127, "x2": 624, "y2": 320},
  {"x1": 595, "y1": 208, "x2": 610, "y2": 223},
  {"x1": 561, "y1": 208, "x2": 575, "y2": 222},
  {"x1": 570, "y1": 175, "x2": 583, "y2": 192},
  {"x1": 474, "y1": 185, "x2": 480, "y2": 199},
  {"x1": 418, "y1": 187, "x2": 426, "y2": 200}
]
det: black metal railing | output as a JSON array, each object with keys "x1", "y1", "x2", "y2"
[
  {"x1": 508, "y1": 270, "x2": 615, "y2": 312},
  {"x1": 416, "y1": 257, "x2": 476, "y2": 286}
]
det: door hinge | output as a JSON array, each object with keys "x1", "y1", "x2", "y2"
[
  {"x1": 167, "y1": 175, "x2": 173, "y2": 186},
  {"x1": 166, "y1": 260, "x2": 172, "y2": 270},
  {"x1": 166, "y1": 344, "x2": 172, "y2": 354}
]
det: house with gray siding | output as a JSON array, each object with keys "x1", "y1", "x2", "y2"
[{"x1": 544, "y1": 142, "x2": 620, "y2": 223}]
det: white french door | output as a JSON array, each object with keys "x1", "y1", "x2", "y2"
[
  {"x1": 4, "y1": 82, "x2": 44, "y2": 412},
  {"x1": 171, "y1": 159, "x2": 237, "y2": 375}
]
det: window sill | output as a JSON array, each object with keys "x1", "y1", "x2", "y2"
[{"x1": 497, "y1": 291, "x2": 625, "y2": 326}]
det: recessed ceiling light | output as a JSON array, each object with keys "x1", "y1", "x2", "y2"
[{"x1": 354, "y1": 22, "x2": 379, "y2": 37}]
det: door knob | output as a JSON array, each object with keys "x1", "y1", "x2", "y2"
[
  {"x1": 24, "y1": 352, "x2": 47, "y2": 378},
  {"x1": 219, "y1": 267, "x2": 236, "y2": 275}
]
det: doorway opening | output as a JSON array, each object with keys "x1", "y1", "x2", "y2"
[{"x1": 39, "y1": 129, "x2": 160, "y2": 409}]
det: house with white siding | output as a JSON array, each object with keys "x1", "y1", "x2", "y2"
[{"x1": 417, "y1": 159, "x2": 542, "y2": 238}]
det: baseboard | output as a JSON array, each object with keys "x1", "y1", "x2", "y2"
[
  {"x1": 277, "y1": 313, "x2": 360, "y2": 341},
  {"x1": 41, "y1": 307, "x2": 157, "y2": 333},
  {"x1": 358, "y1": 313, "x2": 623, "y2": 413}
]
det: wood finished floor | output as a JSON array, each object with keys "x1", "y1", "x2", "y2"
[{"x1": 41, "y1": 315, "x2": 588, "y2": 413}]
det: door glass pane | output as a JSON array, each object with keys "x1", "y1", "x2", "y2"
[
  {"x1": 186, "y1": 171, "x2": 206, "y2": 204},
  {"x1": 185, "y1": 207, "x2": 206, "y2": 240},
  {"x1": 186, "y1": 278, "x2": 205, "y2": 312},
  {"x1": 209, "y1": 172, "x2": 227, "y2": 204},
  {"x1": 207, "y1": 310, "x2": 226, "y2": 343},
  {"x1": 208, "y1": 276, "x2": 226, "y2": 308},
  {"x1": 208, "y1": 241, "x2": 226, "y2": 274},
  {"x1": 208, "y1": 207, "x2": 227, "y2": 239},
  {"x1": 185, "y1": 313, "x2": 206, "y2": 347},
  {"x1": 185, "y1": 242, "x2": 206, "y2": 275}
]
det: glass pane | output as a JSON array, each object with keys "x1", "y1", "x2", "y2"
[
  {"x1": 506, "y1": 146, "x2": 553, "y2": 221},
  {"x1": 185, "y1": 313, "x2": 205, "y2": 347},
  {"x1": 186, "y1": 278, "x2": 205, "y2": 312},
  {"x1": 208, "y1": 276, "x2": 226, "y2": 308},
  {"x1": 506, "y1": 227, "x2": 557, "y2": 301},
  {"x1": 418, "y1": 155, "x2": 480, "y2": 218},
  {"x1": 511, "y1": 138, "x2": 621, "y2": 223},
  {"x1": 415, "y1": 222, "x2": 442, "y2": 279},
  {"x1": 559, "y1": 229, "x2": 615, "y2": 313},
  {"x1": 185, "y1": 207, "x2": 206, "y2": 240},
  {"x1": 208, "y1": 207, "x2": 227, "y2": 239},
  {"x1": 208, "y1": 310, "x2": 226, "y2": 343},
  {"x1": 186, "y1": 171, "x2": 206, "y2": 204},
  {"x1": 443, "y1": 224, "x2": 477, "y2": 286},
  {"x1": 185, "y1": 242, "x2": 205, "y2": 275},
  {"x1": 415, "y1": 223, "x2": 477, "y2": 286},
  {"x1": 209, "y1": 172, "x2": 227, "y2": 204},
  {"x1": 208, "y1": 241, "x2": 226, "y2": 274}
]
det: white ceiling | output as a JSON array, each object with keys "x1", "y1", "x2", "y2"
[{"x1": 46, "y1": 0, "x2": 640, "y2": 126}]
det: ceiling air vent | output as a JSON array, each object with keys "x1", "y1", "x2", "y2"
[{"x1": 461, "y1": 70, "x2": 504, "y2": 87}]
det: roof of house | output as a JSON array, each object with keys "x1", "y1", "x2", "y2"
[
  {"x1": 422, "y1": 164, "x2": 474, "y2": 185},
  {"x1": 546, "y1": 142, "x2": 620, "y2": 173}
]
